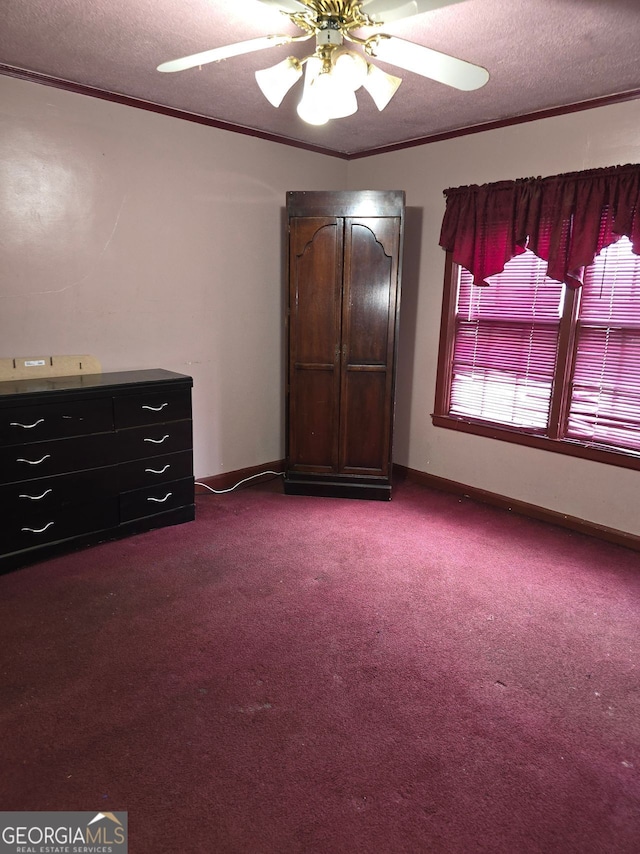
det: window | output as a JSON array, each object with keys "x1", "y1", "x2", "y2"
[
  {"x1": 567, "y1": 238, "x2": 640, "y2": 451},
  {"x1": 434, "y1": 237, "x2": 640, "y2": 469}
]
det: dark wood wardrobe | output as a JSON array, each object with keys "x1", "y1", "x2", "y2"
[{"x1": 284, "y1": 190, "x2": 405, "y2": 500}]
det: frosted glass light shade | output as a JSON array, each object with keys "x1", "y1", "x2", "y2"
[
  {"x1": 326, "y1": 86, "x2": 358, "y2": 120},
  {"x1": 297, "y1": 57, "x2": 329, "y2": 125},
  {"x1": 363, "y1": 63, "x2": 402, "y2": 111},
  {"x1": 297, "y1": 57, "x2": 359, "y2": 125},
  {"x1": 255, "y1": 57, "x2": 303, "y2": 107},
  {"x1": 332, "y1": 49, "x2": 368, "y2": 92},
  {"x1": 296, "y1": 97, "x2": 329, "y2": 125},
  {"x1": 315, "y1": 70, "x2": 358, "y2": 119}
]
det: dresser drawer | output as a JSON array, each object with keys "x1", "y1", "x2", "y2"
[
  {"x1": 3, "y1": 497, "x2": 119, "y2": 554},
  {"x1": 118, "y1": 450, "x2": 193, "y2": 491},
  {"x1": 0, "y1": 433, "x2": 117, "y2": 485},
  {"x1": 0, "y1": 397, "x2": 114, "y2": 446},
  {"x1": 114, "y1": 388, "x2": 192, "y2": 428},
  {"x1": 117, "y1": 420, "x2": 192, "y2": 461},
  {"x1": 0, "y1": 468, "x2": 119, "y2": 519},
  {"x1": 119, "y1": 477, "x2": 194, "y2": 523}
]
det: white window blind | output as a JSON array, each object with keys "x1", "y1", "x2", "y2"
[
  {"x1": 567, "y1": 237, "x2": 640, "y2": 451},
  {"x1": 451, "y1": 251, "x2": 564, "y2": 429}
]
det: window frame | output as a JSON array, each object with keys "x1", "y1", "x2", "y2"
[{"x1": 432, "y1": 251, "x2": 640, "y2": 473}]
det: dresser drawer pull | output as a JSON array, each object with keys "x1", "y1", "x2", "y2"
[
  {"x1": 147, "y1": 492, "x2": 173, "y2": 504},
  {"x1": 19, "y1": 489, "x2": 53, "y2": 501},
  {"x1": 145, "y1": 464, "x2": 171, "y2": 475},
  {"x1": 10, "y1": 418, "x2": 45, "y2": 429},
  {"x1": 142, "y1": 403, "x2": 169, "y2": 412},
  {"x1": 21, "y1": 522, "x2": 55, "y2": 534},
  {"x1": 17, "y1": 454, "x2": 51, "y2": 466},
  {"x1": 143, "y1": 434, "x2": 170, "y2": 444}
]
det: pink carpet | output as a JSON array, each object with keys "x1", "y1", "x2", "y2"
[{"x1": 1, "y1": 477, "x2": 639, "y2": 853}]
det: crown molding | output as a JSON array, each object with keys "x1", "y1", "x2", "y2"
[{"x1": 2, "y1": 64, "x2": 639, "y2": 160}]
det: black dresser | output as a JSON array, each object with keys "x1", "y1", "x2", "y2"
[{"x1": 0, "y1": 369, "x2": 195, "y2": 571}]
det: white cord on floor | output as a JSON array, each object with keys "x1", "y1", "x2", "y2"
[{"x1": 195, "y1": 470, "x2": 284, "y2": 495}]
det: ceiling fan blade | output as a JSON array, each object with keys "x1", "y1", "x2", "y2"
[
  {"x1": 255, "y1": 0, "x2": 308, "y2": 11},
  {"x1": 369, "y1": 36, "x2": 488, "y2": 90},
  {"x1": 360, "y1": 0, "x2": 466, "y2": 24},
  {"x1": 157, "y1": 35, "x2": 293, "y2": 73}
]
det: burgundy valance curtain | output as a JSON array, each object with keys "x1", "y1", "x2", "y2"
[{"x1": 439, "y1": 163, "x2": 640, "y2": 287}]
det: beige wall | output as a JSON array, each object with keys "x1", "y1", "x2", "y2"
[
  {"x1": 0, "y1": 75, "x2": 347, "y2": 481},
  {"x1": 347, "y1": 100, "x2": 640, "y2": 535},
  {"x1": 2, "y1": 73, "x2": 638, "y2": 535}
]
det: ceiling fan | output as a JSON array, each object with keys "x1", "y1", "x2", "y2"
[{"x1": 157, "y1": 0, "x2": 489, "y2": 126}]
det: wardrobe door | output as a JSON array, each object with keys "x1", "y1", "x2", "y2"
[
  {"x1": 287, "y1": 217, "x2": 343, "y2": 473},
  {"x1": 339, "y1": 217, "x2": 401, "y2": 477}
]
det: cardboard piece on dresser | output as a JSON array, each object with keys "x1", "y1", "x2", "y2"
[{"x1": 0, "y1": 355, "x2": 102, "y2": 381}]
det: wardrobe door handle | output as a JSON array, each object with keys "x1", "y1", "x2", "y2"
[
  {"x1": 142, "y1": 403, "x2": 169, "y2": 412},
  {"x1": 147, "y1": 492, "x2": 173, "y2": 504},
  {"x1": 19, "y1": 489, "x2": 53, "y2": 501},
  {"x1": 17, "y1": 454, "x2": 51, "y2": 466},
  {"x1": 10, "y1": 418, "x2": 45, "y2": 429},
  {"x1": 143, "y1": 434, "x2": 170, "y2": 445},
  {"x1": 21, "y1": 522, "x2": 55, "y2": 534}
]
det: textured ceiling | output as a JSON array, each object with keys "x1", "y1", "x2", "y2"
[{"x1": 1, "y1": 0, "x2": 639, "y2": 157}]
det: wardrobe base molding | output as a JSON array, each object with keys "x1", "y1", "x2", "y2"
[{"x1": 284, "y1": 473, "x2": 392, "y2": 501}]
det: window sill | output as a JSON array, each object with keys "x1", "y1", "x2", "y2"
[{"x1": 431, "y1": 413, "x2": 640, "y2": 472}]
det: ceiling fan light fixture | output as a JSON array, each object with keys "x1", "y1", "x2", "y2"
[
  {"x1": 255, "y1": 56, "x2": 303, "y2": 107},
  {"x1": 157, "y1": 1, "x2": 491, "y2": 126},
  {"x1": 363, "y1": 62, "x2": 402, "y2": 111}
]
